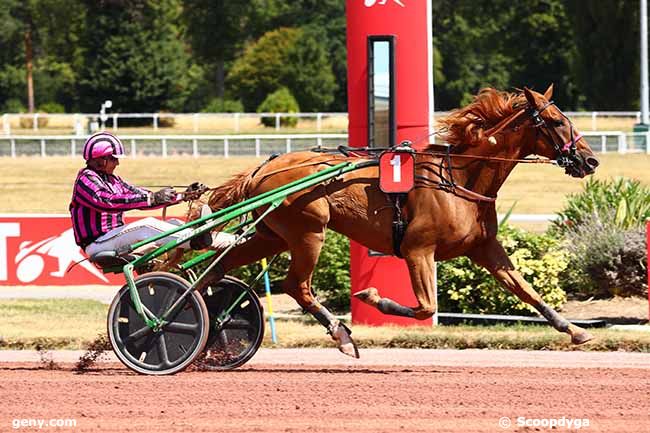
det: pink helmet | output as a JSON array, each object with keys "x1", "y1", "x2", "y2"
[{"x1": 82, "y1": 132, "x2": 126, "y2": 161}]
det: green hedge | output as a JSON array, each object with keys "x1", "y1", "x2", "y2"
[{"x1": 438, "y1": 225, "x2": 568, "y2": 315}]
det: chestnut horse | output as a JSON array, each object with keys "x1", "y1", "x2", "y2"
[{"x1": 205, "y1": 86, "x2": 600, "y2": 357}]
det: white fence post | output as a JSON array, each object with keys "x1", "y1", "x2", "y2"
[
  {"x1": 162, "y1": 138, "x2": 167, "y2": 158},
  {"x1": 153, "y1": 114, "x2": 158, "y2": 131},
  {"x1": 113, "y1": 114, "x2": 118, "y2": 131},
  {"x1": 317, "y1": 137, "x2": 323, "y2": 149},
  {"x1": 131, "y1": 139, "x2": 136, "y2": 158},
  {"x1": 10, "y1": 138, "x2": 15, "y2": 158},
  {"x1": 2, "y1": 114, "x2": 9, "y2": 135},
  {"x1": 255, "y1": 138, "x2": 260, "y2": 157},
  {"x1": 33, "y1": 114, "x2": 39, "y2": 131},
  {"x1": 275, "y1": 113, "x2": 281, "y2": 131},
  {"x1": 646, "y1": 132, "x2": 650, "y2": 154},
  {"x1": 618, "y1": 133, "x2": 627, "y2": 153},
  {"x1": 591, "y1": 112, "x2": 597, "y2": 130},
  {"x1": 601, "y1": 135, "x2": 607, "y2": 153},
  {"x1": 70, "y1": 138, "x2": 76, "y2": 157},
  {"x1": 316, "y1": 113, "x2": 322, "y2": 132},
  {"x1": 224, "y1": 138, "x2": 229, "y2": 158},
  {"x1": 40, "y1": 138, "x2": 46, "y2": 157},
  {"x1": 286, "y1": 138, "x2": 291, "y2": 153},
  {"x1": 192, "y1": 138, "x2": 198, "y2": 157}
]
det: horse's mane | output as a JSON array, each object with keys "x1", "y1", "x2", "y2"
[
  {"x1": 432, "y1": 88, "x2": 527, "y2": 153},
  {"x1": 207, "y1": 167, "x2": 257, "y2": 211}
]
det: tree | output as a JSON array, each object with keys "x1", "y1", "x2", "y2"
[
  {"x1": 503, "y1": 0, "x2": 578, "y2": 108},
  {"x1": 432, "y1": 0, "x2": 578, "y2": 110},
  {"x1": 182, "y1": 0, "x2": 250, "y2": 99},
  {"x1": 227, "y1": 27, "x2": 336, "y2": 111},
  {"x1": 433, "y1": 0, "x2": 513, "y2": 109},
  {"x1": 566, "y1": 0, "x2": 640, "y2": 110},
  {"x1": 78, "y1": 0, "x2": 195, "y2": 113}
]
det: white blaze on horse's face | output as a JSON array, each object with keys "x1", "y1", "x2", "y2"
[{"x1": 523, "y1": 86, "x2": 600, "y2": 178}]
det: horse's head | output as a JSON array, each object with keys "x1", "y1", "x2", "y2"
[{"x1": 522, "y1": 85, "x2": 599, "y2": 178}]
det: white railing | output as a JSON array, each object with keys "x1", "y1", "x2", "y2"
[
  {"x1": 1, "y1": 131, "x2": 649, "y2": 158},
  {"x1": 0, "y1": 134, "x2": 348, "y2": 158},
  {"x1": 0, "y1": 112, "x2": 349, "y2": 135},
  {"x1": 1, "y1": 111, "x2": 646, "y2": 136}
]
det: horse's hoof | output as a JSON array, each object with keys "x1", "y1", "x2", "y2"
[
  {"x1": 353, "y1": 287, "x2": 380, "y2": 307},
  {"x1": 571, "y1": 331, "x2": 594, "y2": 345},
  {"x1": 331, "y1": 323, "x2": 360, "y2": 359}
]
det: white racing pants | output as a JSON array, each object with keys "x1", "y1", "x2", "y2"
[{"x1": 85, "y1": 217, "x2": 236, "y2": 257}]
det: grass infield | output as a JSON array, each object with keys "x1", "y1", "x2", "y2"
[
  {"x1": 0, "y1": 299, "x2": 648, "y2": 352},
  {"x1": 1, "y1": 154, "x2": 649, "y2": 216}
]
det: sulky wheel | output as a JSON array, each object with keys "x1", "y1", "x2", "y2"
[
  {"x1": 193, "y1": 276, "x2": 265, "y2": 371},
  {"x1": 107, "y1": 272, "x2": 210, "y2": 375}
]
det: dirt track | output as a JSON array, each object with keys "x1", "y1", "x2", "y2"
[{"x1": 1, "y1": 349, "x2": 649, "y2": 433}]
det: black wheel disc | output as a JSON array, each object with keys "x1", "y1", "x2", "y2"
[
  {"x1": 194, "y1": 276, "x2": 265, "y2": 370},
  {"x1": 107, "y1": 272, "x2": 209, "y2": 375}
]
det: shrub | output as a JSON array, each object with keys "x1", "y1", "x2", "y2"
[
  {"x1": 19, "y1": 113, "x2": 49, "y2": 129},
  {"x1": 312, "y1": 231, "x2": 350, "y2": 311},
  {"x1": 438, "y1": 224, "x2": 568, "y2": 315},
  {"x1": 551, "y1": 177, "x2": 650, "y2": 235},
  {"x1": 201, "y1": 98, "x2": 244, "y2": 113},
  {"x1": 257, "y1": 87, "x2": 300, "y2": 128},
  {"x1": 551, "y1": 178, "x2": 649, "y2": 298},
  {"x1": 157, "y1": 112, "x2": 176, "y2": 128},
  {"x1": 2, "y1": 98, "x2": 25, "y2": 113},
  {"x1": 561, "y1": 212, "x2": 647, "y2": 298},
  {"x1": 38, "y1": 102, "x2": 65, "y2": 113}
]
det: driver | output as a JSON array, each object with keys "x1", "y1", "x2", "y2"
[{"x1": 70, "y1": 131, "x2": 235, "y2": 257}]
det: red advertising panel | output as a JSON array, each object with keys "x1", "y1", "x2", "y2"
[
  {"x1": 379, "y1": 151, "x2": 415, "y2": 193},
  {"x1": 1, "y1": 215, "x2": 140, "y2": 286},
  {"x1": 347, "y1": 0, "x2": 433, "y2": 326}
]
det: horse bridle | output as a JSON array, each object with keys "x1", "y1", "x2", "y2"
[{"x1": 527, "y1": 100, "x2": 583, "y2": 169}]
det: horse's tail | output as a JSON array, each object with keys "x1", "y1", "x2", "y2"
[{"x1": 207, "y1": 165, "x2": 258, "y2": 211}]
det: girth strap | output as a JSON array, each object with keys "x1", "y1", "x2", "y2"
[{"x1": 390, "y1": 193, "x2": 408, "y2": 258}]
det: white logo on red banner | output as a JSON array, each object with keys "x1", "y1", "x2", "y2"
[
  {"x1": 0, "y1": 217, "x2": 124, "y2": 286},
  {"x1": 364, "y1": 0, "x2": 405, "y2": 7}
]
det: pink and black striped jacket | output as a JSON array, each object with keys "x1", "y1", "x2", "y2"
[{"x1": 69, "y1": 168, "x2": 152, "y2": 249}]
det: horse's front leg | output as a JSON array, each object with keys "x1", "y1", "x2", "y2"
[
  {"x1": 354, "y1": 251, "x2": 437, "y2": 320},
  {"x1": 468, "y1": 237, "x2": 593, "y2": 345}
]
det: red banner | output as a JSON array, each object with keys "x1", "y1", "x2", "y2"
[
  {"x1": 347, "y1": 0, "x2": 434, "y2": 326},
  {"x1": 0, "y1": 215, "x2": 125, "y2": 286}
]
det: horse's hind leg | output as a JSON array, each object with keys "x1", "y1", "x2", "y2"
[
  {"x1": 282, "y1": 230, "x2": 359, "y2": 358},
  {"x1": 468, "y1": 237, "x2": 593, "y2": 345}
]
